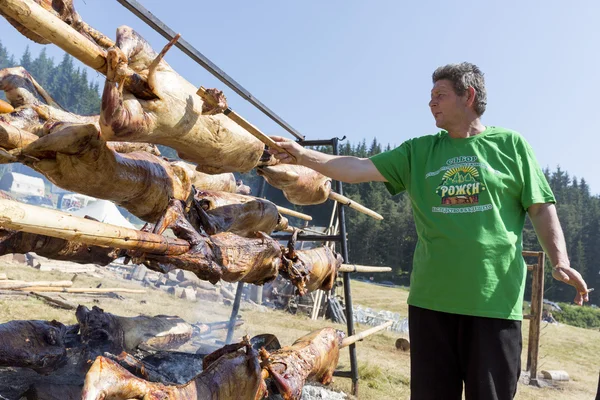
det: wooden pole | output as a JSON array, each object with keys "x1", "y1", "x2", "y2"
[
  {"x1": 0, "y1": 199, "x2": 190, "y2": 255},
  {"x1": 340, "y1": 321, "x2": 393, "y2": 348},
  {"x1": 197, "y1": 86, "x2": 297, "y2": 163},
  {"x1": 328, "y1": 191, "x2": 383, "y2": 221},
  {"x1": 0, "y1": 0, "x2": 108, "y2": 73},
  {"x1": 16, "y1": 287, "x2": 146, "y2": 294},
  {"x1": 0, "y1": 280, "x2": 73, "y2": 289},
  {"x1": 339, "y1": 265, "x2": 392, "y2": 273},
  {"x1": 526, "y1": 251, "x2": 545, "y2": 386},
  {"x1": 275, "y1": 205, "x2": 312, "y2": 221}
]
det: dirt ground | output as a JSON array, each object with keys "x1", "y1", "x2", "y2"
[{"x1": 0, "y1": 262, "x2": 598, "y2": 399}]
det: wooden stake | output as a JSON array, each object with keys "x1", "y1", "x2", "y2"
[
  {"x1": 328, "y1": 191, "x2": 383, "y2": 221},
  {"x1": 0, "y1": 280, "x2": 72, "y2": 289},
  {"x1": 0, "y1": 0, "x2": 108, "y2": 73},
  {"x1": 197, "y1": 86, "x2": 297, "y2": 163},
  {"x1": 17, "y1": 287, "x2": 146, "y2": 294},
  {"x1": 275, "y1": 205, "x2": 312, "y2": 221},
  {"x1": 0, "y1": 199, "x2": 190, "y2": 255},
  {"x1": 340, "y1": 321, "x2": 393, "y2": 348},
  {"x1": 338, "y1": 265, "x2": 392, "y2": 273}
]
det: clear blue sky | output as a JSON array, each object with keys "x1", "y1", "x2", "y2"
[{"x1": 1, "y1": 1, "x2": 599, "y2": 194}]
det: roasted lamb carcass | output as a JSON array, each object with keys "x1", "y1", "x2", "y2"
[
  {"x1": 280, "y1": 230, "x2": 343, "y2": 295},
  {"x1": 260, "y1": 328, "x2": 345, "y2": 400},
  {"x1": 0, "y1": 66, "x2": 97, "y2": 136},
  {"x1": 257, "y1": 164, "x2": 332, "y2": 205},
  {"x1": 76, "y1": 305, "x2": 193, "y2": 356},
  {"x1": 81, "y1": 337, "x2": 267, "y2": 400},
  {"x1": 17, "y1": 121, "x2": 196, "y2": 223},
  {"x1": 100, "y1": 26, "x2": 269, "y2": 174},
  {"x1": 191, "y1": 190, "x2": 288, "y2": 237},
  {"x1": 0, "y1": 320, "x2": 73, "y2": 374}
]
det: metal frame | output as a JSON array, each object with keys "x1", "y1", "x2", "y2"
[
  {"x1": 115, "y1": 0, "x2": 304, "y2": 141},
  {"x1": 114, "y1": 1, "x2": 360, "y2": 395}
]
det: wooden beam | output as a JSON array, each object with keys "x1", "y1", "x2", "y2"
[
  {"x1": 17, "y1": 287, "x2": 146, "y2": 294},
  {"x1": 526, "y1": 251, "x2": 545, "y2": 386},
  {"x1": 0, "y1": 0, "x2": 108, "y2": 73},
  {"x1": 0, "y1": 198, "x2": 190, "y2": 255},
  {"x1": 341, "y1": 321, "x2": 393, "y2": 348},
  {"x1": 339, "y1": 264, "x2": 392, "y2": 273},
  {"x1": 0, "y1": 280, "x2": 72, "y2": 289}
]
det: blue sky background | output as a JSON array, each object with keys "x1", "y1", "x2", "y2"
[{"x1": 1, "y1": 1, "x2": 598, "y2": 193}]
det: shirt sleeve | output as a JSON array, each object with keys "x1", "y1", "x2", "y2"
[
  {"x1": 516, "y1": 135, "x2": 556, "y2": 210},
  {"x1": 369, "y1": 140, "x2": 412, "y2": 195}
]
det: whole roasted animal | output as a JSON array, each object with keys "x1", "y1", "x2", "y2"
[
  {"x1": 192, "y1": 190, "x2": 288, "y2": 237},
  {"x1": 17, "y1": 121, "x2": 196, "y2": 223},
  {"x1": 257, "y1": 164, "x2": 332, "y2": 205},
  {"x1": 260, "y1": 328, "x2": 345, "y2": 400},
  {"x1": 76, "y1": 305, "x2": 193, "y2": 357},
  {"x1": 280, "y1": 230, "x2": 343, "y2": 295},
  {"x1": 99, "y1": 25, "x2": 272, "y2": 174},
  {"x1": 0, "y1": 0, "x2": 113, "y2": 49},
  {"x1": 0, "y1": 320, "x2": 74, "y2": 374},
  {"x1": 0, "y1": 227, "x2": 120, "y2": 265},
  {"x1": 143, "y1": 200, "x2": 282, "y2": 285},
  {"x1": 81, "y1": 337, "x2": 267, "y2": 400}
]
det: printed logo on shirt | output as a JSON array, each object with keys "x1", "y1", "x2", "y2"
[{"x1": 429, "y1": 156, "x2": 493, "y2": 213}]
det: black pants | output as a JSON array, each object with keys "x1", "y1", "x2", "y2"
[{"x1": 409, "y1": 305, "x2": 522, "y2": 400}]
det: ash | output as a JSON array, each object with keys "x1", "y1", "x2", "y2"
[{"x1": 269, "y1": 384, "x2": 347, "y2": 400}]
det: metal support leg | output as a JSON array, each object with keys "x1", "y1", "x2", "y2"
[
  {"x1": 226, "y1": 282, "x2": 244, "y2": 344},
  {"x1": 333, "y1": 138, "x2": 359, "y2": 396}
]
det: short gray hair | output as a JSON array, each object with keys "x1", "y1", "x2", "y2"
[{"x1": 432, "y1": 62, "x2": 487, "y2": 116}]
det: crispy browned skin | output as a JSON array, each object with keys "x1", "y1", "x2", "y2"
[
  {"x1": 260, "y1": 328, "x2": 345, "y2": 400},
  {"x1": 18, "y1": 121, "x2": 193, "y2": 223},
  {"x1": 0, "y1": 227, "x2": 119, "y2": 265},
  {"x1": 187, "y1": 170, "x2": 252, "y2": 194},
  {"x1": 193, "y1": 190, "x2": 287, "y2": 237},
  {"x1": 81, "y1": 338, "x2": 267, "y2": 400},
  {"x1": 282, "y1": 247, "x2": 343, "y2": 296},
  {"x1": 99, "y1": 26, "x2": 266, "y2": 173},
  {"x1": 257, "y1": 164, "x2": 332, "y2": 205},
  {"x1": 0, "y1": 320, "x2": 68, "y2": 374},
  {"x1": 76, "y1": 305, "x2": 193, "y2": 355}
]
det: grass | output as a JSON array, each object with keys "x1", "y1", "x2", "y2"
[{"x1": 0, "y1": 263, "x2": 598, "y2": 399}]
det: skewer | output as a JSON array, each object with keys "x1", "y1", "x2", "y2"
[
  {"x1": 328, "y1": 191, "x2": 383, "y2": 221},
  {"x1": 0, "y1": 199, "x2": 189, "y2": 255},
  {"x1": 338, "y1": 265, "x2": 392, "y2": 273},
  {"x1": 197, "y1": 86, "x2": 297, "y2": 163},
  {"x1": 0, "y1": 0, "x2": 108, "y2": 73},
  {"x1": 275, "y1": 205, "x2": 312, "y2": 221},
  {"x1": 340, "y1": 320, "x2": 393, "y2": 348}
]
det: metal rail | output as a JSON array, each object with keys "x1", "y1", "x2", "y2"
[{"x1": 115, "y1": 0, "x2": 304, "y2": 141}]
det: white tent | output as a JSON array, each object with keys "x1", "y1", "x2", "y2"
[{"x1": 72, "y1": 200, "x2": 136, "y2": 229}]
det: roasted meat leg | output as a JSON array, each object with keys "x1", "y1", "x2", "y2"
[{"x1": 257, "y1": 164, "x2": 332, "y2": 205}]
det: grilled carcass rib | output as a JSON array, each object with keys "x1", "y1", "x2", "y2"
[
  {"x1": 81, "y1": 337, "x2": 267, "y2": 400},
  {"x1": 260, "y1": 328, "x2": 345, "y2": 400},
  {"x1": 257, "y1": 164, "x2": 332, "y2": 205},
  {"x1": 100, "y1": 26, "x2": 268, "y2": 174},
  {"x1": 0, "y1": 320, "x2": 71, "y2": 374},
  {"x1": 76, "y1": 305, "x2": 193, "y2": 356},
  {"x1": 0, "y1": 227, "x2": 120, "y2": 265},
  {"x1": 192, "y1": 190, "x2": 288, "y2": 237}
]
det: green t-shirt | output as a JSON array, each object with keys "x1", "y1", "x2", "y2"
[{"x1": 370, "y1": 126, "x2": 555, "y2": 320}]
